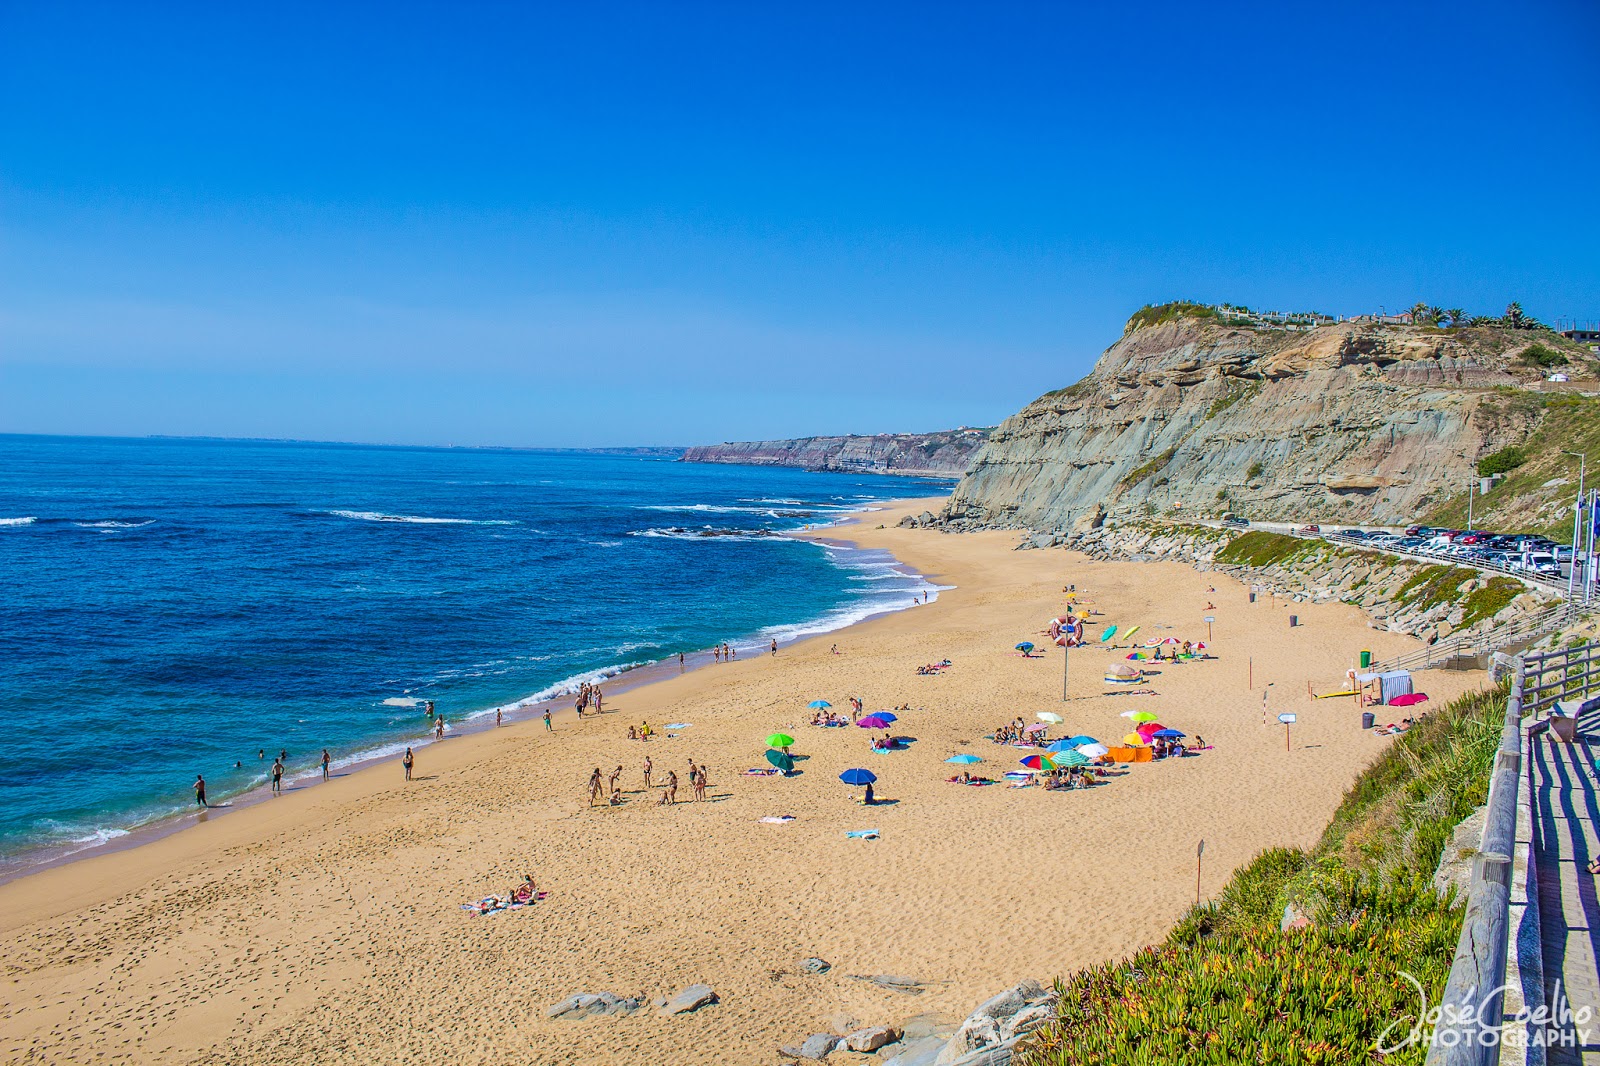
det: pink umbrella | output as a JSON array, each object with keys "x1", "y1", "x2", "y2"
[
  {"x1": 856, "y1": 715, "x2": 892, "y2": 729},
  {"x1": 1024, "y1": 722, "x2": 1049, "y2": 734},
  {"x1": 1388, "y1": 693, "x2": 1429, "y2": 708},
  {"x1": 1136, "y1": 721, "x2": 1166, "y2": 739}
]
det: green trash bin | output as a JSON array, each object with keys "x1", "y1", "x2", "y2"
[{"x1": 1359, "y1": 650, "x2": 1371, "y2": 669}]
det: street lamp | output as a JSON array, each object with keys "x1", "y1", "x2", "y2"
[{"x1": 1565, "y1": 451, "x2": 1587, "y2": 602}]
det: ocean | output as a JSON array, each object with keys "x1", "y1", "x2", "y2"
[{"x1": 0, "y1": 435, "x2": 950, "y2": 871}]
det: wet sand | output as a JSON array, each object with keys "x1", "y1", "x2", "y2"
[{"x1": 0, "y1": 499, "x2": 1486, "y2": 1064}]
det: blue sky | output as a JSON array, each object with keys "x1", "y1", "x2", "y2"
[{"x1": 2, "y1": 2, "x2": 1597, "y2": 447}]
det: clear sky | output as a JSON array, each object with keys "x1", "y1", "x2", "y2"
[{"x1": 3, "y1": 2, "x2": 1597, "y2": 447}]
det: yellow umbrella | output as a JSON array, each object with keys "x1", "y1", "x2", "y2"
[{"x1": 1122, "y1": 732, "x2": 1149, "y2": 746}]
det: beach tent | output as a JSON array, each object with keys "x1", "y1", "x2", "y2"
[
  {"x1": 1356, "y1": 670, "x2": 1413, "y2": 705},
  {"x1": 1104, "y1": 663, "x2": 1144, "y2": 685}
]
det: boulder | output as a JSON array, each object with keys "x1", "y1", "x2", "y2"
[
  {"x1": 799, "y1": 957, "x2": 832, "y2": 975},
  {"x1": 658, "y1": 983, "x2": 717, "y2": 1016},
  {"x1": 882, "y1": 1035, "x2": 952, "y2": 1066},
  {"x1": 1071, "y1": 503, "x2": 1107, "y2": 534},
  {"x1": 869, "y1": 974, "x2": 926, "y2": 993},
  {"x1": 844, "y1": 1025, "x2": 901, "y2": 1052},
  {"x1": 936, "y1": 981, "x2": 1044, "y2": 1065},
  {"x1": 779, "y1": 1034, "x2": 839, "y2": 1060}
]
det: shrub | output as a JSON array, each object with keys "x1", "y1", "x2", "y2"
[
  {"x1": 1476, "y1": 446, "x2": 1527, "y2": 477},
  {"x1": 1215, "y1": 531, "x2": 1319, "y2": 568},
  {"x1": 1119, "y1": 447, "x2": 1177, "y2": 489},
  {"x1": 1125, "y1": 302, "x2": 1217, "y2": 333},
  {"x1": 1520, "y1": 343, "x2": 1568, "y2": 369},
  {"x1": 1246, "y1": 461, "x2": 1264, "y2": 479}
]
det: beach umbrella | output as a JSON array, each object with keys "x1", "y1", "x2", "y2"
[
  {"x1": 1036, "y1": 712, "x2": 1064, "y2": 724},
  {"x1": 1122, "y1": 625, "x2": 1141, "y2": 642},
  {"x1": 945, "y1": 753, "x2": 983, "y2": 764},
  {"x1": 1129, "y1": 711, "x2": 1159, "y2": 723},
  {"x1": 1054, "y1": 750, "x2": 1090, "y2": 767},
  {"x1": 1019, "y1": 754, "x2": 1057, "y2": 771},
  {"x1": 1126, "y1": 652, "x2": 1149, "y2": 661},
  {"x1": 872, "y1": 711, "x2": 898, "y2": 724},
  {"x1": 807, "y1": 700, "x2": 832, "y2": 710},
  {"x1": 1076, "y1": 742, "x2": 1109, "y2": 758},
  {"x1": 1104, "y1": 663, "x2": 1144, "y2": 684},
  {"x1": 1159, "y1": 637, "x2": 1180, "y2": 646},
  {"x1": 1066, "y1": 735, "x2": 1097, "y2": 746},
  {"x1": 1099, "y1": 625, "x2": 1118, "y2": 643},
  {"x1": 1389, "y1": 693, "x2": 1429, "y2": 708},
  {"x1": 1152, "y1": 728, "x2": 1185, "y2": 739},
  {"x1": 1024, "y1": 722, "x2": 1048, "y2": 734},
  {"x1": 766, "y1": 733, "x2": 796, "y2": 748},
  {"x1": 1136, "y1": 722, "x2": 1166, "y2": 739},
  {"x1": 1122, "y1": 733, "x2": 1149, "y2": 746},
  {"x1": 765, "y1": 749, "x2": 795, "y2": 771},
  {"x1": 856, "y1": 715, "x2": 892, "y2": 729},
  {"x1": 1144, "y1": 638, "x2": 1163, "y2": 648},
  {"x1": 1195, "y1": 642, "x2": 1207, "y2": 651},
  {"x1": 839, "y1": 768, "x2": 876, "y2": 785},
  {"x1": 1015, "y1": 642, "x2": 1035, "y2": 653}
]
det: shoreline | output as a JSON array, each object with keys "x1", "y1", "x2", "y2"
[
  {"x1": 0, "y1": 505, "x2": 950, "y2": 888},
  {"x1": 0, "y1": 498, "x2": 1492, "y2": 1065}
]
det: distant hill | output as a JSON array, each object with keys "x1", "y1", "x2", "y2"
[{"x1": 681, "y1": 428, "x2": 992, "y2": 478}]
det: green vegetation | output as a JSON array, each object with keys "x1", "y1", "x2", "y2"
[
  {"x1": 1459, "y1": 577, "x2": 1523, "y2": 630},
  {"x1": 1204, "y1": 379, "x2": 1262, "y2": 420},
  {"x1": 1394, "y1": 564, "x2": 1472, "y2": 612},
  {"x1": 1520, "y1": 343, "x2": 1569, "y2": 369},
  {"x1": 1124, "y1": 302, "x2": 1216, "y2": 333},
  {"x1": 1020, "y1": 683, "x2": 1506, "y2": 1066},
  {"x1": 1214, "y1": 530, "x2": 1321, "y2": 568},
  {"x1": 1476, "y1": 445, "x2": 1527, "y2": 477},
  {"x1": 1246, "y1": 461, "x2": 1264, "y2": 479},
  {"x1": 1118, "y1": 447, "x2": 1177, "y2": 490},
  {"x1": 1424, "y1": 395, "x2": 1600, "y2": 539}
]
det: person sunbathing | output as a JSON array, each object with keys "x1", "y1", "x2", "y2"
[
  {"x1": 627, "y1": 725, "x2": 639, "y2": 740},
  {"x1": 512, "y1": 876, "x2": 537, "y2": 904}
]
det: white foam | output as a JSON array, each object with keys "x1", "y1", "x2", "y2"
[
  {"x1": 508, "y1": 659, "x2": 650, "y2": 707},
  {"x1": 629, "y1": 527, "x2": 797, "y2": 542},
  {"x1": 322, "y1": 510, "x2": 514, "y2": 526},
  {"x1": 0, "y1": 516, "x2": 37, "y2": 526},
  {"x1": 382, "y1": 697, "x2": 421, "y2": 707},
  {"x1": 70, "y1": 827, "x2": 131, "y2": 846},
  {"x1": 73, "y1": 520, "x2": 156, "y2": 530}
]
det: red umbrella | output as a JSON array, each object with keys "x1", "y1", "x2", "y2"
[
  {"x1": 1388, "y1": 693, "x2": 1429, "y2": 707},
  {"x1": 1135, "y1": 721, "x2": 1166, "y2": 739}
]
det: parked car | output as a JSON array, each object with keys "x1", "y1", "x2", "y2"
[
  {"x1": 1222, "y1": 516, "x2": 1250, "y2": 528},
  {"x1": 1405, "y1": 526, "x2": 1424, "y2": 536},
  {"x1": 1298, "y1": 524, "x2": 1320, "y2": 534},
  {"x1": 1338, "y1": 529, "x2": 1367, "y2": 538}
]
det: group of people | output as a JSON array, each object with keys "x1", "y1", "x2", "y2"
[
  {"x1": 990, "y1": 719, "x2": 1037, "y2": 745},
  {"x1": 711, "y1": 642, "x2": 737, "y2": 662},
  {"x1": 809, "y1": 710, "x2": 850, "y2": 727},
  {"x1": 573, "y1": 683, "x2": 604, "y2": 718},
  {"x1": 588, "y1": 757, "x2": 710, "y2": 807},
  {"x1": 464, "y1": 872, "x2": 540, "y2": 915},
  {"x1": 625, "y1": 722, "x2": 656, "y2": 740},
  {"x1": 915, "y1": 660, "x2": 953, "y2": 675}
]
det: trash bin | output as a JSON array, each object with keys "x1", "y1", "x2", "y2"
[
  {"x1": 1361, "y1": 712, "x2": 1375, "y2": 730},
  {"x1": 1249, "y1": 592, "x2": 1256, "y2": 603},
  {"x1": 1359, "y1": 650, "x2": 1372, "y2": 669},
  {"x1": 1288, "y1": 615, "x2": 1298, "y2": 628}
]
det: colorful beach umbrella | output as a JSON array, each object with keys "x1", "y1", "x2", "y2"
[
  {"x1": 946, "y1": 753, "x2": 983, "y2": 764},
  {"x1": 765, "y1": 749, "x2": 795, "y2": 771},
  {"x1": 1126, "y1": 651, "x2": 1149, "y2": 661},
  {"x1": 1152, "y1": 728, "x2": 1185, "y2": 739},
  {"x1": 1019, "y1": 754, "x2": 1057, "y2": 771},
  {"x1": 807, "y1": 700, "x2": 832, "y2": 710},
  {"x1": 1122, "y1": 733, "x2": 1148, "y2": 746},
  {"x1": 1099, "y1": 625, "x2": 1118, "y2": 643},
  {"x1": 1015, "y1": 642, "x2": 1035, "y2": 653},
  {"x1": 1389, "y1": 693, "x2": 1429, "y2": 707},
  {"x1": 1076, "y1": 742, "x2": 1109, "y2": 758},
  {"x1": 856, "y1": 715, "x2": 892, "y2": 729},
  {"x1": 1036, "y1": 712, "x2": 1064, "y2": 724},
  {"x1": 1136, "y1": 722, "x2": 1166, "y2": 739},
  {"x1": 1044, "y1": 739, "x2": 1077, "y2": 753},
  {"x1": 766, "y1": 733, "x2": 795, "y2": 748},
  {"x1": 839, "y1": 768, "x2": 876, "y2": 785},
  {"x1": 1054, "y1": 750, "x2": 1090, "y2": 767},
  {"x1": 1129, "y1": 711, "x2": 1159, "y2": 724}
]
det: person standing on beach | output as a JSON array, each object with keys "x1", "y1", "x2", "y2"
[
  {"x1": 403, "y1": 747, "x2": 414, "y2": 780},
  {"x1": 588, "y1": 768, "x2": 604, "y2": 806},
  {"x1": 496, "y1": 708, "x2": 502, "y2": 727},
  {"x1": 194, "y1": 775, "x2": 207, "y2": 808},
  {"x1": 271, "y1": 758, "x2": 284, "y2": 793},
  {"x1": 770, "y1": 638, "x2": 777, "y2": 656},
  {"x1": 726, "y1": 643, "x2": 734, "y2": 660},
  {"x1": 594, "y1": 687, "x2": 603, "y2": 714},
  {"x1": 435, "y1": 717, "x2": 445, "y2": 740},
  {"x1": 661, "y1": 769, "x2": 678, "y2": 805},
  {"x1": 543, "y1": 709, "x2": 553, "y2": 731},
  {"x1": 609, "y1": 765, "x2": 623, "y2": 794},
  {"x1": 643, "y1": 756, "x2": 653, "y2": 789},
  {"x1": 321, "y1": 749, "x2": 331, "y2": 780},
  {"x1": 678, "y1": 651, "x2": 685, "y2": 668},
  {"x1": 713, "y1": 645, "x2": 721, "y2": 663}
]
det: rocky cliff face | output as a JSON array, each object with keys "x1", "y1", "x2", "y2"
[
  {"x1": 682, "y1": 429, "x2": 989, "y2": 478},
  {"x1": 943, "y1": 314, "x2": 1592, "y2": 531}
]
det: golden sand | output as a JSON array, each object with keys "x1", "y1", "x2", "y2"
[{"x1": 0, "y1": 499, "x2": 1486, "y2": 1064}]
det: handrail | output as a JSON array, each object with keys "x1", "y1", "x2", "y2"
[{"x1": 1365, "y1": 603, "x2": 1577, "y2": 676}]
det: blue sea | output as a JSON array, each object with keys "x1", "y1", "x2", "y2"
[{"x1": 0, "y1": 435, "x2": 950, "y2": 871}]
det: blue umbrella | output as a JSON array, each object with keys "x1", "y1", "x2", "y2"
[
  {"x1": 1044, "y1": 740, "x2": 1077, "y2": 754},
  {"x1": 873, "y1": 711, "x2": 898, "y2": 724},
  {"x1": 1152, "y1": 728, "x2": 1186, "y2": 739},
  {"x1": 1015, "y1": 642, "x2": 1035, "y2": 652},
  {"x1": 808, "y1": 700, "x2": 832, "y2": 710},
  {"x1": 1066, "y1": 735, "x2": 1098, "y2": 746},
  {"x1": 839, "y1": 768, "x2": 877, "y2": 785},
  {"x1": 945, "y1": 753, "x2": 983, "y2": 764}
]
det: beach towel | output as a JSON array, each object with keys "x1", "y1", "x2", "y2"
[
  {"x1": 743, "y1": 768, "x2": 777, "y2": 776},
  {"x1": 759, "y1": 815, "x2": 796, "y2": 824},
  {"x1": 461, "y1": 892, "x2": 548, "y2": 916},
  {"x1": 845, "y1": 829, "x2": 880, "y2": 840}
]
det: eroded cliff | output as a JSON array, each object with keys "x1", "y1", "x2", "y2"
[
  {"x1": 682, "y1": 429, "x2": 990, "y2": 478},
  {"x1": 944, "y1": 313, "x2": 1596, "y2": 530}
]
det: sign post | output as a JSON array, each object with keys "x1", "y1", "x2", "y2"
[
  {"x1": 1061, "y1": 640, "x2": 1069, "y2": 702},
  {"x1": 1196, "y1": 839, "x2": 1205, "y2": 905},
  {"x1": 1278, "y1": 712, "x2": 1297, "y2": 751},
  {"x1": 1204, "y1": 615, "x2": 1214, "y2": 644}
]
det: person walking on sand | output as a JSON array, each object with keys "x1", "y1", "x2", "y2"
[
  {"x1": 543, "y1": 709, "x2": 553, "y2": 731},
  {"x1": 321, "y1": 749, "x2": 331, "y2": 780},
  {"x1": 588, "y1": 768, "x2": 604, "y2": 807},
  {"x1": 594, "y1": 687, "x2": 603, "y2": 714},
  {"x1": 770, "y1": 638, "x2": 778, "y2": 656},
  {"x1": 660, "y1": 769, "x2": 678, "y2": 805},
  {"x1": 609, "y1": 765, "x2": 623, "y2": 794},
  {"x1": 713, "y1": 645, "x2": 721, "y2": 663},
  {"x1": 693, "y1": 766, "x2": 707, "y2": 801},
  {"x1": 271, "y1": 758, "x2": 284, "y2": 793},
  {"x1": 496, "y1": 708, "x2": 502, "y2": 728},
  {"x1": 435, "y1": 716, "x2": 445, "y2": 740},
  {"x1": 678, "y1": 651, "x2": 685, "y2": 667},
  {"x1": 643, "y1": 756, "x2": 653, "y2": 789},
  {"x1": 194, "y1": 774, "x2": 207, "y2": 808},
  {"x1": 403, "y1": 747, "x2": 414, "y2": 780}
]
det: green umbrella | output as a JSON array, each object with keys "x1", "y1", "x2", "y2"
[
  {"x1": 765, "y1": 749, "x2": 795, "y2": 772},
  {"x1": 766, "y1": 733, "x2": 795, "y2": 748}
]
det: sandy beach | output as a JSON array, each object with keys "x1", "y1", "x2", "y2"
[{"x1": 0, "y1": 499, "x2": 1487, "y2": 1065}]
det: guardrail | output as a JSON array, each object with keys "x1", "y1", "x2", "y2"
[
  {"x1": 1366, "y1": 603, "x2": 1580, "y2": 676},
  {"x1": 1428, "y1": 642, "x2": 1600, "y2": 1064},
  {"x1": 1312, "y1": 531, "x2": 1567, "y2": 595}
]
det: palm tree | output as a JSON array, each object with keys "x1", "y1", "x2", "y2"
[
  {"x1": 1445, "y1": 307, "x2": 1466, "y2": 327},
  {"x1": 1426, "y1": 305, "x2": 1444, "y2": 326},
  {"x1": 1505, "y1": 302, "x2": 1525, "y2": 328}
]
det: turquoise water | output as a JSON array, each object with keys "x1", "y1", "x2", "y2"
[{"x1": 0, "y1": 435, "x2": 949, "y2": 867}]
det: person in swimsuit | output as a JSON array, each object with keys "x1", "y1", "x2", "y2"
[
  {"x1": 588, "y1": 768, "x2": 604, "y2": 806},
  {"x1": 543, "y1": 709, "x2": 553, "y2": 731},
  {"x1": 321, "y1": 749, "x2": 331, "y2": 780},
  {"x1": 660, "y1": 770, "x2": 678, "y2": 805},
  {"x1": 609, "y1": 765, "x2": 623, "y2": 794},
  {"x1": 496, "y1": 708, "x2": 502, "y2": 727},
  {"x1": 770, "y1": 639, "x2": 777, "y2": 655},
  {"x1": 194, "y1": 775, "x2": 207, "y2": 807},
  {"x1": 643, "y1": 756, "x2": 653, "y2": 789},
  {"x1": 271, "y1": 758, "x2": 284, "y2": 793},
  {"x1": 403, "y1": 747, "x2": 414, "y2": 780}
]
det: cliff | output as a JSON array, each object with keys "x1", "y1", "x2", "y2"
[
  {"x1": 943, "y1": 310, "x2": 1598, "y2": 531},
  {"x1": 681, "y1": 428, "x2": 990, "y2": 478}
]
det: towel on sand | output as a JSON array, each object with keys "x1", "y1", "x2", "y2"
[
  {"x1": 759, "y1": 815, "x2": 796, "y2": 824},
  {"x1": 845, "y1": 829, "x2": 880, "y2": 840}
]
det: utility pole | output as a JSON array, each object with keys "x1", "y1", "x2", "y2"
[
  {"x1": 1467, "y1": 476, "x2": 1475, "y2": 529},
  {"x1": 1566, "y1": 452, "x2": 1587, "y2": 603}
]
